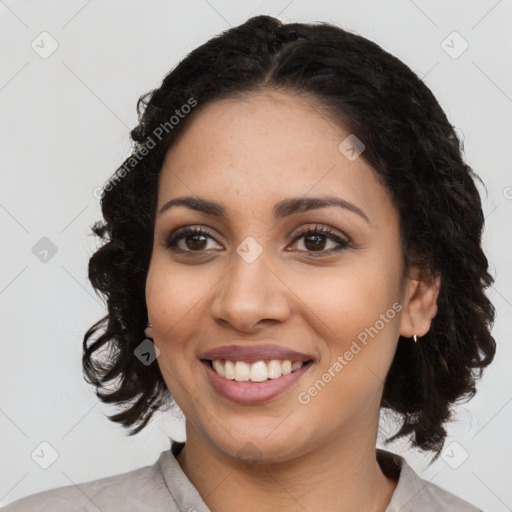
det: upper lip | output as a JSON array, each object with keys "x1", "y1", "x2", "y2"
[{"x1": 199, "y1": 344, "x2": 314, "y2": 364}]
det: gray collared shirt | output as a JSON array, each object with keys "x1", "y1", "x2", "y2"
[{"x1": 1, "y1": 441, "x2": 483, "y2": 511}]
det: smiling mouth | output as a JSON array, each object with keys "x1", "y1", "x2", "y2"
[{"x1": 202, "y1": 359, "x2": 314, "y2": 382}]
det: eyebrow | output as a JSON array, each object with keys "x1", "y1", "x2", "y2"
[{"x1": 158, "y1": 195, "x2": 370, "y2": 223}]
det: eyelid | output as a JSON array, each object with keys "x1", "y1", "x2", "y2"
[{"x1": 287, "y1": 224, "x2": 349, "y2": 244}]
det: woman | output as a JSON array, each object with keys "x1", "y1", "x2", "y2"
[{"x1": 3, "y1": 14, "x2": 496, "y2": 512}]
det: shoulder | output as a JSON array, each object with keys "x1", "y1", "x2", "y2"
[
  {"x1": 0, "y1": 451, "x2": 178, "y2": 512},
  {"x1": 400, "y1": 473, "x2": 485, "y2": 512},
  {"x1": 378, "y1": 449, "x2": 484, "y2": 512}
]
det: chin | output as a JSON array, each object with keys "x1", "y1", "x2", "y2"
[{"x1": 203, "y1": 421, "x2": 313, "y2": 467}]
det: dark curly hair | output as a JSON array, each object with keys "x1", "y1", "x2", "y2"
[{"x1": 83, "y1": 14, "x2": 496, "y2": 457}]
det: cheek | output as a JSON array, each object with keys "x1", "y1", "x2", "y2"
[
  {"x1": 145, "y1": 263, "x2": 202, "y2": 406},
  {"x1": 146, "y1": 257, "x2": 213, "y2": 342},
  {"x1": 145, "y1": 260, "x2": 204, "y2": 380},
  {"x1": 291, "y1": 257, "x2": 399, "y2": 336},
  {"x1": 291, "y1": 258, "x2": 401, "y2": 384}
]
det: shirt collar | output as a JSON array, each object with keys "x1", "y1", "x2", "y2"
[{"x1": 159, "y1": 441, "x2": 430, "y2": 512}]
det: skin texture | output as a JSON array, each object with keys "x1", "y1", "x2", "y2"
[{"x1": 145, "y1": 90, "x2": 440, "y2": 512}]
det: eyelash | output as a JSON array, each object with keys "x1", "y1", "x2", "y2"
[{"x1": 163, "y1": 224, "x2": 350, "y2": 256}]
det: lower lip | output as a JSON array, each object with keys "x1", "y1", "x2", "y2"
[{"x1": 202, "y1": 361, "x2": 313, "y2": 405}]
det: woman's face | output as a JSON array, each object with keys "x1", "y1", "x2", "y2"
[{"x1": 146, "y1": 90, "x2": 420, "y2": 463}]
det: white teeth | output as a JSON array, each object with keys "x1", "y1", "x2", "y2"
[
  {"x1": 211, "y1": 359, "x2": 304, "y2": 381},
  {"x1": 267, "y1": 360, "x2": 283, "y2": 379},
  {"x1": 234, "y1": 361, "x2": 251, "y2": 381},
  {"x1": 224, "y1": 360, "x2": 235, "y2": 379},
  {"x1": 213, "y1": 360, "x2": 225, "y2": 377},
  {"x1": 250, "y1": 361, "x2": 268, "y2": 382}
]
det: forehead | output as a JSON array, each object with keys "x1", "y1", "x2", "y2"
[{"x1": 157, "y1": 90, "x2": 395, "y2": 226}]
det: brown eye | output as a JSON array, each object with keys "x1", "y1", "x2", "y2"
[
  {"x1": 165, "y1": 227, "x2": 223, "y2": 253},
  {"x1": 289, "y1": 225, "x2": 350, "y2": 255},
  {"x1": 184, "y1": 233, "x2": 208, "y2": 251},
  {"x1": 303, "y1": 234, "x2": 327, "y2": 251}
]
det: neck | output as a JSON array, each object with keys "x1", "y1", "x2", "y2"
[{"x1": 176, "y1": 425, "x2": 397, "y2": 512}]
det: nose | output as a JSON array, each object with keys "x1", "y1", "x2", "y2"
[{"x1": 210, "y1": 250, "x2": 292, "y2": 333}]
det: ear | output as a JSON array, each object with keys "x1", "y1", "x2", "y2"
[{"x1": 399, "y1": 266, "x2": 441, "y2": 339}]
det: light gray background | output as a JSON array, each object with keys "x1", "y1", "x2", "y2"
[{"x1": 1, "y1": 0, "x2": 511, "y2": 509}]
